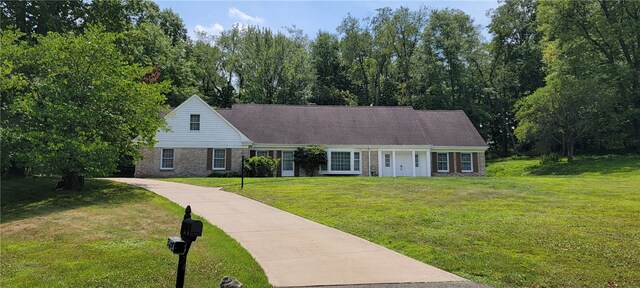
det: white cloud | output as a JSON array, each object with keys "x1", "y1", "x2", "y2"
[
  {"x1": 194, "y1": 23, "x2": 225, "y2": 36},
  {"x1": 228, "y1": 7, "x2": 265, "y2": 24}
]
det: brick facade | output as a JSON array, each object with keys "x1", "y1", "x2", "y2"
[
  {"x1": 431, "y1": 152, "x2": 486, "y2": 177},
  {"x1": 135, "y1": 148, "x2": 248, "y2": 177}
]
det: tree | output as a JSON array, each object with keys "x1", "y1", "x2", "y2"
[
  {"x1": 536, "y1": 0, "x2": 640, "y2": 150},
  {"x1": 236, "y1": 26, "x2": 312, "y2": 104},
  {"x1": 416, "y1": 9, "x2": 489, "y2": 135},
  {"x1": 0, "y1": 0, "x2": 85, "y2": 42},
  {"x1": 1, "y1": 27, "x2": 168, "y2": 189},
  {"x1": 310, "y1": 31, "x2": 352, "y2": 105},
  {"x1": 486, "y1": 0, "x2": 545, "y2": 155}
]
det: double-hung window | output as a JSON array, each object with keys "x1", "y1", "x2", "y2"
[
  {"x1": 190, "y1": 114, "x2": 200, "y2": 131},
  {"x1": 161, "y1": 149, "x2": 174, "y2": 169},
  {"x1": 213, "y1": 149, "x2": 226, "y2": 169},
  {"x1": 415, "y1": 154, "x2": 419, "y2": 167},
  {"x1": 461, "y1": 153, "x2": 473, "y2": 172},
  {"x1": 437, "y1": 153, "x2": 449, "y2": 172},
  {"x1": 384, "y1": 154, "x2": 391, "y2": 167}
]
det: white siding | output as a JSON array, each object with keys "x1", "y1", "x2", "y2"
[{"x1": 155, "y1": 96, "x2": 249, "y2": 148}]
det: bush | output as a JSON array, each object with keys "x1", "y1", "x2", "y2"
[
  {"x1": 244, "y1": 156, "x2": 279, "y2": 177},
  {"x1": 540, "y1": 152, "x2": 560, "y2": 165},
  {"x1": 207, "y1": 171, "x2": 240, "y2": 178},
  {"x1": 294, "y1": 146, "x2": 327, "y2": 176}
]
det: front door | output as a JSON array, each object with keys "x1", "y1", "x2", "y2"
[
  {"x1": 282, "y1": 151, "x2": 295, "y2": 177},
  {"x1": 381, "y1": 153, "x2": 393, "y2": 176},
  {"x1": 395, "y1": 152, "x2": 413, "y2": 176}
]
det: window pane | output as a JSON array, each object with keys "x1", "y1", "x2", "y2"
[
  {"x1": 190, "y1": 114, "x2": 200, "y2": 131},
  {"x1": 256, "y1": 150, "x2": 269, "y2": 157},
  {"x1": 437, "y1": 153, "x2": 448, "y2": 171},
  {"x1": 162, "y1": 149, "x2": 174, "y2": 169},
  {"x1": 415, "y1": 154, "x2": 419, "y2": 167},
  {"x1": 384, "y1": 154, "x2": 390, "y2": 167},
  {"x1": 461, "y1": 153, "x2": 472, "y2": 171},
  {"x1": 282, "y1": 151, "x2": 294, "y2": 170},
  {"x1": 354, "y1": 152, "x2": 360, "y2": 171},
  {"x1": 331, "y1": 152, "x2": 351, "y2": 171},
  {"x1": 213, "y1": 149, "x2": 225, "y2": 169}
]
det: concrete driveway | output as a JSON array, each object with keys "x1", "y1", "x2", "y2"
[{"x1": 110, "y1": 178, "x2": 481, "y2": 288}]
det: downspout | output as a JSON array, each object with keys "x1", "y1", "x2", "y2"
[{"x1": 368, "y1": 146, "x2": 371, "y2": 177}]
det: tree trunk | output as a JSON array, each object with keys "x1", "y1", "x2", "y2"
[
  {"x1": 62, "y1": 172, "x2": 84, "y2": 190},
  {"x1": 567, "y1": 139, "x2": 575, "y2": 163}
]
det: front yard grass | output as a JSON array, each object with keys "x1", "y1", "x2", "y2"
[
  {"x1": 0, "y1": 178, "x2": 270, "y2": 287},
  {"x1": 169, "y1": 155, "x2": 640, "y2": 288}
]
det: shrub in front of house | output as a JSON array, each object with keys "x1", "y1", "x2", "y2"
[
  {"x1": 244, "y1": 156, "x2": 280, "y2": 177},
  {"x1": 294, "y1": 146, "x2": 327, "y2": 176}
]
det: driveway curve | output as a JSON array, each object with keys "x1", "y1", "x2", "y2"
[{"x1": 109, "y1": 178, "x2": 480, "y2": 288}]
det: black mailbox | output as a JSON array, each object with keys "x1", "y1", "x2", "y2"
[
  {"x1": 167, "y1": 236, "x2": 186, "y2": 254},
  {"x1": 180, "y1": 218, "x2": 203, "y2": 241}
]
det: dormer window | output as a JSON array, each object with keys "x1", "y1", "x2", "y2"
[{"x1": 190, "y1": 114, "x2": 200, "y2": 131}]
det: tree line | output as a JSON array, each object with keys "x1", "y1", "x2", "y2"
[{"x1": 2, "y1": 0, "x2": 639, "y2": 185}]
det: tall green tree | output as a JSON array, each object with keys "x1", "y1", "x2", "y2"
[
  {"x1": 236, "y1": 26, "x2": 312, "y2": 104},
  {"x1": 1, "y1": 28, "x2": 168, "y2": 189},
  {"x1": 0, "y1": 0, "x2": 84, "y2": 42},
  {"x1": 310, "y1": 31, "x2": 352, "y2": 105},
  {"x1": 416, "y1": 9, "x2": 489, "y2": 133},
  {"x1": 535, "y1": 0, "x2": 640, "y2": 150},
  {"x1": 486, "y1": 0, "x2": 545, "y2": 155}
]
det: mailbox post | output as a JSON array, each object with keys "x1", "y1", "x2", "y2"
[{"x1": 167, "y1": 205, "x2": 203, "y2": 288}]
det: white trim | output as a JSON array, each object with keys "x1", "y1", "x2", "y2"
[
  {"x1": 426, "y1": 150, "x2": 432, "y2": 177},
  {"x1": 436, "y1": 152, "x2": 449, "y2": 173},
  {"x1": 460, "y1": 152, "x2": 473, "y2": 173},
  {"x1": 392, "y1": 150, "x2": 396, "y2": 177},
  {"x1": 324, "y1": 148, "x2": 360, "y2": 174},
  {"x1": 377, "y1": 150, "x2": 382, "y2": 177},
  {"x1": 160, "y1": 148, "x2": 174, "y2": 170}
]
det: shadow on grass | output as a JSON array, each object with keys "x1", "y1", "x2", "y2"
[
  {"x1": 526, "y1": 155, "x2": 640, "y2": 175},
  {"x1": 1, "y1": 177, "x2": 152, "y2": 224}
]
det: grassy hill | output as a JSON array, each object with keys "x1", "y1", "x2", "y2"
[{"x1": 170, "y1": 154, "x2": 640, "y2": 288}]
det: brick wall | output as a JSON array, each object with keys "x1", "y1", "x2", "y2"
[
  {"x1": 135, "y1": 147, "x2": 248, "y2": 177},
  {"x1": 361, "y1": 150, "x2": 379, "y2": 176},
  {"x1": 431, "y1": 152, "x2": 486, "y2": 177}
]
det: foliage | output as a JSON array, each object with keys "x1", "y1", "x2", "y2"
[
  {"x1": 1, "y1": 178, "x2": 271, "y2": 287},
  {"x1": 293, "y1": 146, "x2": 327, "y2": 176},
  {"x1": 539, "y1": 152, "x2": 560, "y2": 165},
  {"x1": 0, "y1": 27, "x2": 167, "y2": 188},
  {"x1": 485, "y1": 0, "x2": 545, "y2": 155},
  {"x1": 244, "y1": 156, "x2": 280, "y2": 177}
]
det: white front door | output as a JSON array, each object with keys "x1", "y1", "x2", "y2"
[
  {"x1": 381, "y1": 153, "x2": 393, "y2": 176},
  {"x1": 282, "y1": 151, "x2": 295, "y2": 177},
  {"x1": 395, "y1": 151, "x2": 413, "y2": 176}
]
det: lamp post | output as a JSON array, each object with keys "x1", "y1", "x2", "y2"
[{"x1": 241, "y1": 150, "x2": 245, "y2": 189}]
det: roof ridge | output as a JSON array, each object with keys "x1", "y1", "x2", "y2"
[{"x1": 231, "y1": 104, "x2": 416, "y2": 109}]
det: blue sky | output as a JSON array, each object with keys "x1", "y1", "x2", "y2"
[{"x1": 154, "y1": 1, "x2": 500, "y2": 41}]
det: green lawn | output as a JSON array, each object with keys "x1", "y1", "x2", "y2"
[
  {"x1": 168, "y1": 155, "x2": 640, "y2": 288},
  {"x1": 0, "y1": 178, "x2": 270, "y2": 288}
]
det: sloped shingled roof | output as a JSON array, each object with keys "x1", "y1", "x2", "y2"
[{"x1": 216, "y1": 104, "x2": 486, "y2": 147}]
